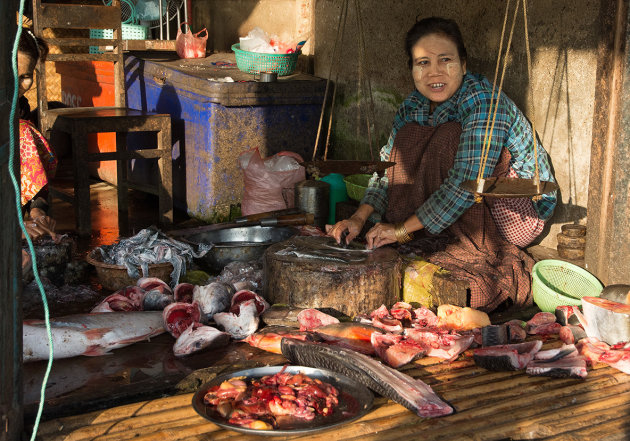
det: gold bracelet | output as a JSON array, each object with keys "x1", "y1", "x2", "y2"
[{"x1": 395, "y1": 223, "x2": 413, "y2": 244}]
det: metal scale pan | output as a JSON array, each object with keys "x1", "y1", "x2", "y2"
[
  {"x1": 461, "y1": 176, "x2": 558, "y2": 198},
  {"x1": 301, "y1": 160, "x2": 395, "y2": 177}
]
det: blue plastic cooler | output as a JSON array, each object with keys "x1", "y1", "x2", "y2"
[{"x1": 124, "y1": 53, "x2": 325, "y2": 221}]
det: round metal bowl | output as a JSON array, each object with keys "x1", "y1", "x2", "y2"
[
  {"x1": 182, "y1": 226, "x2": 297, "y2": 273},
  {"x1": 86, "y1": 248, "x2": 173, "y2": 291}
]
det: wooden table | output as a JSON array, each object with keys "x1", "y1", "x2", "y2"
[{"x1": 35, "y1": 338, "x2": 630, "y2": 441}]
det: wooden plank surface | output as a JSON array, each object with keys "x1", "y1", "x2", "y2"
[{"x1": 35, "y1": 338, "x2": 630, "y2": 441}]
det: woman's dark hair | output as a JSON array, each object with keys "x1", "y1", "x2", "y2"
[
  {"x1": 405, "y1": 17, "x2": 467, "y2": 69},
  {"x1": 18, "y1": 28, "x2": 49, "y2": 62}
]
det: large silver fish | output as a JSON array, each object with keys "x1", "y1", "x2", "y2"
[
  {"x1": 280, "y1": 338, "x2": 453, "y2": 417},
  {"x1": 23, "y1": 311, "x2": 165, "y2": 362}
]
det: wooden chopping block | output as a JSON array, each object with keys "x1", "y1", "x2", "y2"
[
  {"x1": 582, "y1": 296, "x2": 630, "y2": 344},
  {"x1": 263, "y1": 236, "x2": 402, "y2": 317}
]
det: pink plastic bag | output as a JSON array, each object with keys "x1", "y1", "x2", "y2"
[
  {"x1": 176, "y1": 22, "x2": 208, "y2": 59},
  {"x1": 239, "y1": 148, "x2": 305, "y2": 216}
]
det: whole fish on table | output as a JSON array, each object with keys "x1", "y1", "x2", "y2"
[
  {"x1": 23, "y1": 311, "x2": 165, "y2": 362},
  {"x1": 281, "y1": 338, "x2": 453, "y2": 417}
]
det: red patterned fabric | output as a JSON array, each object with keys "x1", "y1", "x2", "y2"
[
  {"x1": 386, "y1": 122, "x2": 535, "y2": 312},
  {"x1": 491, "y1": 168, "x2": 545, "y2": 247},
  {"x1": 20, "y1": 119, "x2": 57, "y2": 206}
]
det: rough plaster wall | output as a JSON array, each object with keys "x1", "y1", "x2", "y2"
[
  {"x1": 191, "y1": 0, "x2": 600, "y2": 248},
  {"x1": 193, "y1": 0, "x2": 314, "y2": 54},
  {"x1": 313, "y1": 0, "x2": 600, "y2": 247}
]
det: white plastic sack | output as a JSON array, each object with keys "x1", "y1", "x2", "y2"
[
  {"x1": 239, "y1": 148, "x2": 305, "y2": 216},
  {"x1": 240, "y1": 27, "x2": 275, "y2": 53}
]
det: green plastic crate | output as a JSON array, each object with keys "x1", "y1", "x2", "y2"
[{"x1": 89, "y1": 24, "x2": 148, "y2": 54}]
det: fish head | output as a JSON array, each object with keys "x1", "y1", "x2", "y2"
[
  {"x1": 173, "y1": 323, "x2": 230, "y2": 357},
  {"x1": 163, "y1": 301, "x2": 202, "y2": 338}
]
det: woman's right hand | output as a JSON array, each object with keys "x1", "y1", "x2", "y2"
[
  {"x1": 23, "y1": 215, "x2": 57, "y2": 241},
  {"x1": 325, "y1": 216, "x2": 365, "y2": 245}
]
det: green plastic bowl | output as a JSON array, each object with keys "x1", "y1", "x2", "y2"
[
  {"x1": 531, "y1": 259, "x2": 603, "y2": 312},
  {"x1": 344, "y1": 174, "x2": 371, "y2": 201}
]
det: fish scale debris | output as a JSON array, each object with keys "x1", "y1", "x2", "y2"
[{"x1": 98, "y1": 227, "x2": 212, "y2": 286}]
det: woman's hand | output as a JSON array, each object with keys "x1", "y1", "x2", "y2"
[
  {"x1": 365, "y1": 222, "x2": 397, "y2": 249},
  {"x1": 326, "y1": 215, "x2": 364, "y2": 245},
  {"x1": 25, "y1": 208, "x2": 57, "y2": 241}
]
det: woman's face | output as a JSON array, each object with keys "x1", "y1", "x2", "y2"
[
  {"x1": 411, "y1": 33, "x2": 466, "y2": 109},
  {"x1": 18, "y1": 51, "x2": 37, "y2": 97}
]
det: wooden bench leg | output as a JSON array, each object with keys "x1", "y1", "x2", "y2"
[
  {"x1": 116, "y1": 131, "x2": 129, "y2": 236},
  {"x1": 72, "y1": 128, "x2": 91, "y2": 237},
  {"x1": 157, "y1": 119, "x2": 173, "y2": 227}
]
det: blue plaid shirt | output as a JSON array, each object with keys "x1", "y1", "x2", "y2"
[{"x1": 362, "y1": 72, "x2": 557, "y2": 234}]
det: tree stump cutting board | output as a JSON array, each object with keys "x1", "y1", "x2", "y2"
[{"x1": 263, "y1": 236, "x2": 402, "y2": 316}]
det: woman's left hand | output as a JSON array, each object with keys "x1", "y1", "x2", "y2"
[{"x1": 365, "y1": 222, "x2": 397, "y2": 249}]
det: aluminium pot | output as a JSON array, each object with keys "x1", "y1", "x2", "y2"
[{"x1": 181, "y1": 225, "x2": 297, "y2": 273}]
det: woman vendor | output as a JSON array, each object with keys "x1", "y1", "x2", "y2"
[{"x1": 327, "y1": 17, "x2": 557, "y2": 312}]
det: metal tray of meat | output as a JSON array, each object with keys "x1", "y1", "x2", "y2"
[{"x1": 192, "y1": 365, "x2": 374, "y2": 435}]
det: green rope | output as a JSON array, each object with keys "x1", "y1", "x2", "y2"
[{"x1": 10, "y1": 2, "x2": 54, "y2": 439}]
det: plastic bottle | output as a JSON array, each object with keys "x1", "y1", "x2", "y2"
[{"x1": 320, "y1": 173, "x2": 348, "y2": 225}]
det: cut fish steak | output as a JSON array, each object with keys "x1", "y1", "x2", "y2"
[
  {"x1": 405, "y1": 328, "x2": 474, "y2": 362},
  {"x1": 473, "y1": 340, "x2": 543, "y2": 371}
]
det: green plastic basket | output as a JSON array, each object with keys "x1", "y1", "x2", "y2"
[
  {"x1": 344, "y1": 174, "x2": 371, "y2": 201},
  {"x1": 231, "y1": 43, "x2": 299, "y2": 76},
  {"x1": 89, "y1": 24, "x2": 148, "y2": 54},
  {"x1": 532, "y1": 259, "x2": 603, "y2": 312}
]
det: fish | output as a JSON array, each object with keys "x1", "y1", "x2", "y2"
[
  {"x1": 534, "y1": 344, "x2": 579, "y2": 361},
  {"x1": 229, "y1": 290, "x2": 269, "y2": 315},
  {"x1": 172, "y1": 322, "x2": 230, "y2": 357},
  {"x1": 599, "y1": 343, "x2": 630, "y2": 374},
  {"x1": 97, "y1": 227, "x2": 211, "y2": 286},
  {"x1": 371, "y1": 333, "x2": 427, "y2": 368},
  {"x1": 142, "y1": 289, "x2": 175, "y2": 310},
  {"x1": 473, "y1": 340, "x2": 543, "y2": 371},
  {"x1": 526, "y1": 355, "x2": 588, "y2": 379},
  {"x1": 526, "y1": 311, "x2": 561, "y2": 335},
  {"x1": 481, "y1": 324, "x2": 509, "y2": 346},
  {"x1": 559, "y1": 325, "x2": 587, "y2": 345},
  {"x1": 91, "y1": 285, "x2": 146, "y2": 312},
  {"x1": 163, "y1": 301, "x2": 202, "y2": 338},
  {"x1": 137, "y1": 277, "x2": 173, "y2": 294},
  {"x1": 280, "y1": 338, "x2": 453, "y2": 417},
  {"x1": 297, "y1": 309, "x2": 340, "y2": 331},
  {"x1": 372, "y1": 316, "x2": 404, "y2": 334},
  {"x1": 527, "y1": 311, "x2": 557, "y2": 327},
  {"x1": 581, "y1": 296, "x2": 630, "y2": 345},
  {"x1": 555, "y1": 305, "x2": 581, "y2": 326},
  {"x1": 405, "y1": 328, "x2": 474, "y2": 361},
  {"x1": 576, "y1": 337, "x2": 610, "y2": 365},
  {"x1": 412, "y1": 307, "x2": 439, "y2": 328},
  {"x1": 437, "y1": 305, "x2": 490, "y2": 331},
  {"x1": 174, "y1": 283, "x2": 194, "y2": 303},
  {"x1": 314, "y1": 322, "x2": 384, "y2": 355},
  {"x1": 599, "y1": 284, "x2": 630, "y2": 305},
  {"x1": 244, "y1": 327, "x2": 315, "y2": 354},
  {"x1": 504, "y1": 319, "x2": 527, "y2": 341},
  {"x1": 214, "y1": 299, "x2": 260, "y2": 340},
  {"x1": 23, "y1": 311, "x2": 165, "y2": 362},
  {"x1": 193, "y1": 282, "x2": 235, "y2": 324}
]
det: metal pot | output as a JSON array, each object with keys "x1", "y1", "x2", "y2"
[{"x1": 182, "y1": 226, "x2": 297, "y2": 273}]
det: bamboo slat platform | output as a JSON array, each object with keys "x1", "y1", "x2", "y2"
[{"x1": 35, "y1": 338, "x2": 630, "y2": 441}]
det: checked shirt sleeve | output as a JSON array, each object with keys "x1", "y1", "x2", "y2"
[{"x1": 415, "y1": 92, "x2": 513, "y2": 234}]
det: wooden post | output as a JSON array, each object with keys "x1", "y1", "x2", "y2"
[
  {"x1": 585, "y1": 0, "x2": 630, "y2": 284},
  {"x1": 1, "y1": 2, "x2": 24, "y2": 440}
]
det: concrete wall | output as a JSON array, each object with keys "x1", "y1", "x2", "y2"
[{"x1": 194, "y1": 0, "x2": 601, "y2": 248}]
